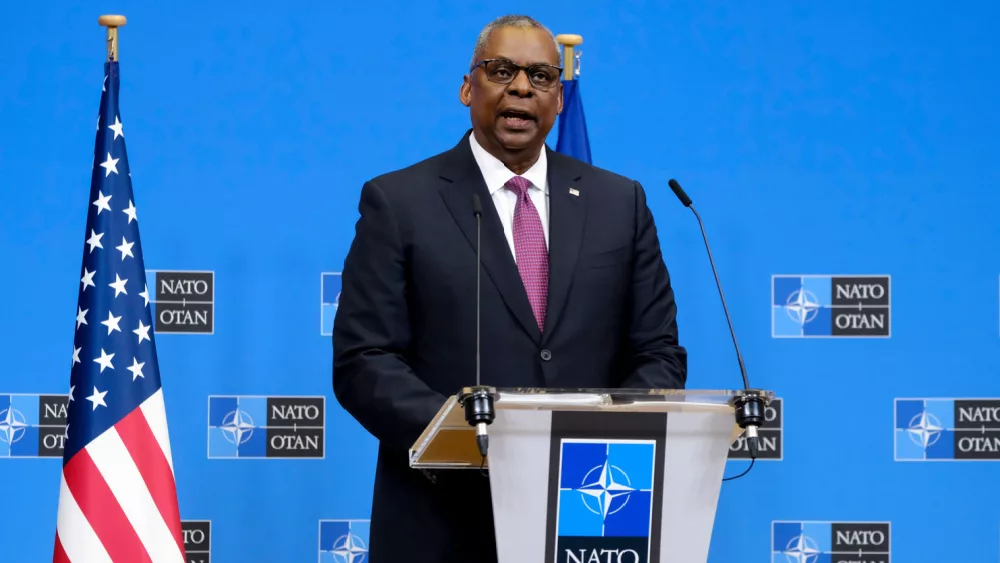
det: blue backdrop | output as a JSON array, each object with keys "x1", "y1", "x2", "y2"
[{"x1": 3, "y1": 1, "x2": 1000, "y2": 561}]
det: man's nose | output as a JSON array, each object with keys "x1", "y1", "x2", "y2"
[{"x1": 506, "y1": 69, "x2": 533, "y2": 96}]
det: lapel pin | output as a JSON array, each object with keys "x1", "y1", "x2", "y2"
[{"x1": 568, "y1": 187, "x2": 580, "y2": 197}]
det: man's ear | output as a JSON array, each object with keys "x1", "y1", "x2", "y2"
[
  {"x1": 556, "y1": 81, "x2": 564, "y2": 115},
  {"x1": 459, "y1": 75, "x2": 472, "y2": 107}
]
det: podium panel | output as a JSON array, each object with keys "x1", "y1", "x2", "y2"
[{"x1": 411, "y1": 388, "x2": 767, "y2": 563}]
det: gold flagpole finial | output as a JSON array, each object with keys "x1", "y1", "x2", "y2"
[
  {"x1": 98, "y1": 15, "x2": 127, "y2": 61},
  {"x1": 555, "y1": 34, "x2": 583, "y2": 81}
]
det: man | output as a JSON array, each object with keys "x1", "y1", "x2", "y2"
[{"x1": 332, "y1": 14, "x2": 687, "y2": 563}]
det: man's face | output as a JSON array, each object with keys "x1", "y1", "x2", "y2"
[{"x1": 461, "y1": 26, "x2": 564, "y2": 157}]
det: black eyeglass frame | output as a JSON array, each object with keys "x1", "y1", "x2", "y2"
[{"x1": 470, "y1": 58, "x2": 564, "y2": 91}]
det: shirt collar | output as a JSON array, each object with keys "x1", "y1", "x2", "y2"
[{"x1": 469, "y1": 132, "x2": 548, "y2": 196}]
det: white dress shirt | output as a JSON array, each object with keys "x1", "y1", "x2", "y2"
[{"x1": 468, "y1": 133, "x2": 550, "y2": 263}]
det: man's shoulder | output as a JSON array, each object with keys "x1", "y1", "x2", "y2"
[
  {"x1": 365, "y1": 148, "x2": 451, "y2": 193},
  {"x1": 548, "y1": 150, "x2": 639, "y2": 193}
]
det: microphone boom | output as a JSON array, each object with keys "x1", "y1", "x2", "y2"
[
  {"x1": 667, "y1": 178, "x2": 767, "y2": 463},
  {"x1": 461, "y1": 193, "x2": 495, "y2": 464}
]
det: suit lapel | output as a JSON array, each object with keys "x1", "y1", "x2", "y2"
[
  {"x1": 438, "y1": 133, "x2": 542, "y2": 343},
  {"x1": 542, "y1": 150, "x2": 586, "y2": 342}
]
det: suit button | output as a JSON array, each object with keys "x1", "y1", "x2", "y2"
[{"x1": 540, "y1": 349, "x2": 552, "y2": 361}]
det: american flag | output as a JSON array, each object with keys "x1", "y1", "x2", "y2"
[{"x1": 54, "y1": 60, "x2": 186, "y2": 563}]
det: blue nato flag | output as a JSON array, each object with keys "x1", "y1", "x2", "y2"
[{"x1": 555, "y1": 78, "x2": 592, "y2": 164}]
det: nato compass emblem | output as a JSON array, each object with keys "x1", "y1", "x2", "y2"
[
  {"x1": 779, "y1": 533, "x2": 821, "y2": 563},
  {"x1": 576, "y1": 459, "x2": 637, "y2": 518},
  {"x1": 0, "y1": 406, "x2": 28, "y2": 447},
  {"x1": 907, "y1": 410, "x2": 942, "y2": 449},
  {"x1": 319, "y1": 519, "x2": 369, "y2": 563},
  {"x1": 220, "y1": 408, "x2": 255, "y2": 447}
]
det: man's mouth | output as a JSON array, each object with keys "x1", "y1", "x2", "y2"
[{"x1": 498, "y1": 109, "x2": 536, "y2": 128}]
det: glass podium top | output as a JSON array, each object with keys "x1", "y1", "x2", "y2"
[
  {"x1": 488, "y1": 387, "x2": 769, "y2": 409},
  {"x1": 409, "y1": 387, "x2": 773, "y2": 469}
]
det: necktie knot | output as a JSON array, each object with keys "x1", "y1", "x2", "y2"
[{"x1": 505, "y1": 176, "x2": 533, "y2": 198}]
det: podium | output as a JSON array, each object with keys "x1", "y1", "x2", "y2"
[{"x1": 410, "y1": 387, "x2": 773, "y2": 563}]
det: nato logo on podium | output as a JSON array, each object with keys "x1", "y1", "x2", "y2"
[{"x1": 555, "y1": 439, "x2": 656, "y2": 562}]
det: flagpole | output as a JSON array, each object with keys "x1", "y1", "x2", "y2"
[
  {"x1": 555, "y1": 34, "x2": 583, "y2": 80},
  {"x1": 553, "y1": 33, "x2": 590, "y2": 163},
  {"x1": 98, "y1": 15, "x2": 127, "y2": 61}
]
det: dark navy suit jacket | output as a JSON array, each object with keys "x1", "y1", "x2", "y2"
[{"x1": 332, "y1": 130, "x2": 687, "y2": 563}]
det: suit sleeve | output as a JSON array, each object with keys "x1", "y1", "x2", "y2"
[
  {"x1": 332, "y1": 179, "x2": 448, "y2": 454},
  {"x1": 619, "y1": 180, "x2": 688, "y2": 390}
]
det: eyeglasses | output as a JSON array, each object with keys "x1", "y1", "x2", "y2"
[{"x1": 471, "y1": 59, "x2": 563, "y2": 91}]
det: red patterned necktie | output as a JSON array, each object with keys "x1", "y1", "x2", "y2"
[{"x1": 505, "y1": 176, "x2": 548, "y2": 332}]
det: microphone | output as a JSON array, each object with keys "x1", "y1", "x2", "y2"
[
  {"x1": 473, "y1": 193, "x2": 483, "y2": 388},
  {"x1": 667, "y1": 178, "x2": 767, "y2": 460},
  {"x1": 460, "y1": 193, "x2": 496, "y2": 464}
]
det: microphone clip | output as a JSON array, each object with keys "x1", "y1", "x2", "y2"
[
  {"x1": 729, "y1": 389, "x2": 768, "y2": 459},
  {"x1": 459, "y1": 386, "x2": 497, "y2": 460}
]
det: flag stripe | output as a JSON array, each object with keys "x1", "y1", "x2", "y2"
[
  {"x1": 89, "y1": 426, "x2": 186, "y2": 563},
  {"x1": 139, "y1": 389, "x2": 175, "y2": 475},
  {"x1": 53, "y1": 536, "x2": 70, "y2": 563},
  {"x1": 117, "y1": 403, "x2": 185, "y2": 556},
  {"x1": 58, "y1": 457, "x2": 123, "y2": 563}
]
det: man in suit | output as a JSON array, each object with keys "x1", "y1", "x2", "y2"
[{"x1": 332, "y1": 14, "x2": 687, "y2": 563}]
